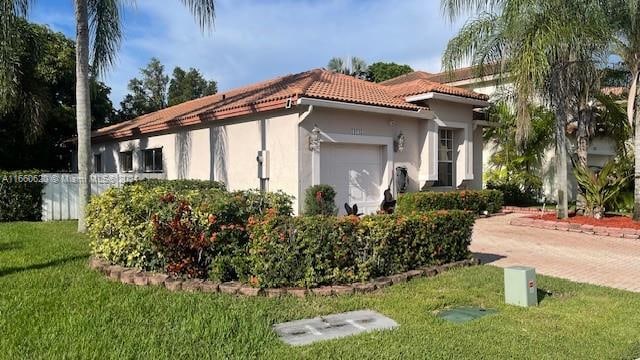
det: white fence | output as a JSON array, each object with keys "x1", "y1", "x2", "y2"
[{"x1": 41, "y1": 173, "x2": 165, "y2": 221}]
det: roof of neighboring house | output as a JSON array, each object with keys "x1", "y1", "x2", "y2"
[
  {"x1": 382, "y1": 78, "x2": 488, "y2": 99},
  {"x1": 378, "y1": 71, "x2": 434, "y2": 86},
  {"x1": 93, "y1": 68, "x2": 487, "y2": 141},
  {"x1": 382, "y1": 64, "x2": 502, "y2": 86}
]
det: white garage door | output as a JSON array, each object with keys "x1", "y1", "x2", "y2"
[{"x1": 320, "y1": 143, "x2": 383, "y2": 215}]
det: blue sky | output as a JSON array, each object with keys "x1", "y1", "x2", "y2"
[{"x1": 30, "y1": 0, "x2": 465, "y2": 108}]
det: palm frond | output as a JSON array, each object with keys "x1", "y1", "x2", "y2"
[
  {"x1": 0, "y1": 0, "x2": 31, "y2": 110},
  {"x1": 88, "y1": 0, "x2": 126, "y2": 75},
  {"x1": 179, "y1": 0, "x2": 215, "y2": 31}
]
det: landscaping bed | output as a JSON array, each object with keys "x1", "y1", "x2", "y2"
[
  {"x1": 510, "y1": 213, "x2": 640, "y2": 238},
  {"x1": 86, "y1": 180, "x2": 477, "y2": 290}
]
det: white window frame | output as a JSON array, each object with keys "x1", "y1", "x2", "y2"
[
  {"x1": 434, "y1": 129, "x2": 455, "y2": 188},
  {"x1": 119, "y1": 151, "x2": 134, "y2": 173},
  {"x1": 93, "y1": 153, "x2": 103, "y2": 174},
  {"x1": 142, "y1": 148, "x2": 163, "y2": 173}
]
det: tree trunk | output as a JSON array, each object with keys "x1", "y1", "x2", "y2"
[
  {"x1": 555, "y1": 107, "x2": 569, "y2": 219},
  {"x1": 576, "y1": 103, "x2": 589, "y2": 168},
  {"x1": 75, "y1": 0, "x2": 92, "y2": 232},
  {"x1": 633, "y1": 71, "x2": 640, "y2": 220},
  {"x1": 628, "y1": 69, "x2": 638, "y2": 126}
]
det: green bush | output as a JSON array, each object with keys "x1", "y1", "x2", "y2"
[
  {"x1": 486, "y1": 181, "x2": 540, "y2": 206},
  {"x1": 247, "y1": 211, "x2": 475, "y2": 288},
  {"x1": 126, "y1": 178, "x2": 226, "y2": 192},
  {"x1": 395, "y1": 190, "x2": 503, "y2": 215},
  {"x1": 303, "y1": 184, "x2": 337, "y2": 215},
  {"x1": 86, "y1": 180, "x2": 293, "y2": 272},
  {"x1": 0, "y1": 170, "x2": 45, "y2": 221}
]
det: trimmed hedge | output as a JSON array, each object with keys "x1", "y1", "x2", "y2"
[
  {"x1": 396, "y1": 190, "x2": 503, "y2": 215},
  {"x1": 86, "y1": 180, "x2": 293, "y2": 272},
  {"x1": 247, "y1": 211, "x2": 475, "y2": 288},
  {"x1": 0, "y1": 170, "x2": 45, "y2": 221},
  {"x1": 88, "y1": 180, "x2": 477, "y2": 289}
]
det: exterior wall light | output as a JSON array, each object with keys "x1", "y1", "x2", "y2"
[
  {"x1": 395, "y1": 132, "x2": 406, "y2": 152},
  {"x1": 309, "y1": 125, "x2": 321, "y2": 152}
]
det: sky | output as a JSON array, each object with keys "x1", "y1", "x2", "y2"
[{"x1": 30, "y1": 0, "x2": 466, "y2": 108}]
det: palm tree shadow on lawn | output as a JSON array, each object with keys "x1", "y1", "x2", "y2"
[{"x1": 0, "y1": 254, "x2": 88, "y2": 277}]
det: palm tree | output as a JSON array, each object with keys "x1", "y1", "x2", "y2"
[
  {"x1": 1, "y1": 0, "x2": 215, "y2": 232},
  {"x1": 327, "y1": 56, "x2": 368, "y2": 79},
  {"x1": 608, "y1": 0, "x2": 640, "y2": 219},
  {"x1": 441, "y1": 0, "x2": 610, "y2": 218}
]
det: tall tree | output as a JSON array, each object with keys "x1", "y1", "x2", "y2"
[
  {"x1": 167, "y1": 66, "x2": 217, "y2": 106},
  {"x1": 441, "y1": 0, "x2": 610, "y2": 218},
  {"x1": 0, "y1": 20, "x2": 114, "y2": 170},
  {"x1": 367, "y1": 62, "x2": 413, "y2": 83},
  {"x1": 0, "y1": 0, "x2": 216, "y2": 232},
  {"x1": 141, "y1": 57, "x2": 169, "y2": 111}
]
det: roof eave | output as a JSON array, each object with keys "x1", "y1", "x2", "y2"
[
  {"x1": 296, "y1": 97, "x2": 434, "y2": 119},
  {"x1": 405, "y1": 92, "x2": 489, "y2": 107}
]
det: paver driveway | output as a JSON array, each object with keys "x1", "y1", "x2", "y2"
[{"x1": 471, "y1": 213, "x2": 640, "y2": 292}]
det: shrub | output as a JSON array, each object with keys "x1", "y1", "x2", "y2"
[
  {"x1": 574, "y1": 160, "x2": 629, "y2": 219},
  {"x1": 395, "y1": 190, "x2": 503, "y2": 215},
  {"x1": 486, "y1": 181, "x2": 541, "y2": 206},
  {"x1": 127, "y1": 178, "x2": 227, "y2": 192},
  {"x1": 0, "y1": 170, "x2": 45, "y2": 221},
  {"x1": 86, "y1": 180, "x2": 293, "y2": 273},
  {"x1": 303, "y1": 184, "x2": 337, "y2": 215},
  {"x1": 247, "y1": 210, "x2": 475, "y2": 288}
]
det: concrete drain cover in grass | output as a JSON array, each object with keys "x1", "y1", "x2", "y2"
[
  {"x1": 273, "y1": 310, "x2": 398, "y2": 346},
  {"x1": 436, "y1": 307, "x2": 497, "y2": 324}
]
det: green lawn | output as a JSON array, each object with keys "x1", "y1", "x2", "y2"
[{"x1": 1, "y1": 222, "x2": 639, "y2": 359}]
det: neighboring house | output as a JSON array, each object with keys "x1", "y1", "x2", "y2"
[
  {"x1": 390, "y1": 66, "x2": 619, "y2": 202},
  {"x1": 91, "y1": 69, "x2": 489, "y2": 214}
]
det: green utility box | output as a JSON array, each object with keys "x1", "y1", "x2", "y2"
[{"x1": 504, "y1": 266, "x2": 538, "y2": 307}]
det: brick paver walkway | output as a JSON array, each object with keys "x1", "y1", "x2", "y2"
[{"x1": 471, "y1": 213, "x2": 640, "y2": 292}]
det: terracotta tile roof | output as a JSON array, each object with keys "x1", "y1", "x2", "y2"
[
  {"x1": 382, "y1": 78, "x2": 489, "y2": 101},
  {"x1": 379, "y1": 71, "x2": 434, "y2": 86},
  {"x1": 426, "y1": 64, "x2": 501, "y2": 84},
  {"x1": 93, "y1": 68, "x2": 486, "y2": 141},
  {"x1": 382, "y1": 64, "x2": 502, "y2": 86}
]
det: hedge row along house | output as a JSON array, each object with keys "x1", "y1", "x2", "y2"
[{"x1": 89, "y1": 68, "x2": 489, "y2": 214}]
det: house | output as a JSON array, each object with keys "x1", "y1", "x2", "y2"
[
  {"x1": 91, "y1": 69, "x2": 489, "y2": 214},
  {"x1": 390, "y1": 66, "x2": 619, "y2": 202}
]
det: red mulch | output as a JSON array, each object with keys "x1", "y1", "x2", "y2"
[{"x1": 530, "y1": 213, "x2": 640, "y2": 229}]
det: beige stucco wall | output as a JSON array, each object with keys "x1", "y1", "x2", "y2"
[
  {"x1": 425, "y1": 99, "x2": 477, "y2": 189},
  {"x1": 91, "y1": 109, "x2": 302, "y2": 209},
  {"x1": 298, "y1": 107, "x2": 422, "y2": 212},
  {"x1": 91, "y1": 127, "x2": 211, "y2": 180}
]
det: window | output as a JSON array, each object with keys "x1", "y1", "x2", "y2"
[
  {"x1": 119, "y1": 151, "x2": 133, "y2": 172},
  {"x1": 143, "y1": 148, "x2": 163, "y2": 172},
  {"x1": 93, "y1": 153, "x2": 103, "y2": 173},
  {"x1": 435, "y1": 129, "x2": 454, "y2": 187}
]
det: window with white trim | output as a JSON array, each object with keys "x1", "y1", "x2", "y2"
[
  {"x1": 93, "y1": 153, "x2": 103, "y2": 173},
  {"x1": 435, "y1": 129, "x2": 454, "y2": 187},
  {"x1": 119, "y1": 151, "x2": 133, "y2": 173},
  {"x1": 143, "y1": 148, "x2": 163, "y2": 173}
]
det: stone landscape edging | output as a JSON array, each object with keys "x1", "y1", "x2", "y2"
[
  {"x1": 510, "y1": 216, "x2": 640, "y2": 239},
  {"x1": 88, "y1": 257, "x2": 479, "y2": 298},
  {"x1": 501, "y1": 206, "x2": 555, "y2": 214}
]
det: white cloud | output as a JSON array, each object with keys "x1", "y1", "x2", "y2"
[{"x1": 33, "y1": 0, "x2": 465, "y2": 106}]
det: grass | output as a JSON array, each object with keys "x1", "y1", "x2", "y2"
[{"x1": 1, "y1": 222, "x2": 640, "y2": 359}]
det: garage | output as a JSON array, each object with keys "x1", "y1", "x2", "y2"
[{"x1": 320, "y1": 143, "x2": 384, "y2": 215}]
